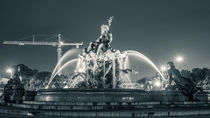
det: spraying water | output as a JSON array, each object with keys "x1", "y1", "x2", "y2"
[
  {"x1": 125, "y1": 50, "x2": 165, "y2": 79},
  {"x1": 47, "y1": 58, "x2": 78, "y2": 88},
  {"x1": 47, "y1": 16, "x2": 164, "y2": 89},
  {"x1": 70, "y1": 76, "x2": 84, "y2": 88},
  {"x1": 50, "y1": 48, "x2": 81, "y2": 81}
]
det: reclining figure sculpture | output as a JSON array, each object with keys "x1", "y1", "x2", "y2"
[
  {"x1": 4, "y1": 66, "x2": 25, "y2": 103},
  {"x1": 166, "y1": 62, "x2": 202, "y2": 100}
]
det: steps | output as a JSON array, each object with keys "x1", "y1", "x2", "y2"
[
  {"x1": 0, "y1": 89, "x2": 210, "y2": 117},
  {"x1": 0, "y1": 101, "x2": 210, "y2": 117},
  {"x1": 9, "y1": 101, "x2": 209, "y2": 110}
]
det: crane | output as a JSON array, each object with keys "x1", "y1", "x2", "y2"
[{"x1": 3, "y1": 34, "x2": 83, "y2": 75}]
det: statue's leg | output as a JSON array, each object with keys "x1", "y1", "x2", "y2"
[{"x1": 169, "y1": 78, "x2": 172, "y2": 88}]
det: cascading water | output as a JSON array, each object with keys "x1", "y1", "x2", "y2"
[
  {"x1": 46, "y1": 49, "x2": 81, "y2": 88},
  {"x1": 125, "y1": 50, "x2": 164, "y2": 79},
  {"x1": 50, "y1": 48, "x2": 81, "y2": 80},
  {"x1": 46, "y1": 58, "x2": 78, "y2": 88},
  {"x1": 47, "y1": 16, "x2": 164, "y2": 89}
]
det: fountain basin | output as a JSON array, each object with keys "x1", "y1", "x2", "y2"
[
  {"x1": 0, "y1": 89, "x2": 209, "y2": 118},
  {"x1": 35, "y1": 89, "x2": 208, "y2": 102}
]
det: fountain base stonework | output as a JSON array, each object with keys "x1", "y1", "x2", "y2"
[
  {"x1": 0, "y1": 89, "x2": 209, "y2": 117},
  {"x1": 35, "y1": 89, "x2": 208, "y2": 102}
]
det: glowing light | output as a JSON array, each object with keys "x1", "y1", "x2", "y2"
[
  {"x1": 60, "y1": 42, "x2": 64, "y2": 45},
  {"x1": 160, "y1": 66, "x2": 166, "y2": 72},
  {"x1": 176, "y1": 56, "x2": 183, "y2": 62},
  {"x1": 45, "y1": 96, "x2": 50, "y2": 101},
  {"x1": 6, "y1": 68, "x2": 13, "y2": 74},
  {"x1": 27, "y1": 113, "x2": 34, "y2": 116},
  {"x1": 154, "y1": 80, "x2": 161, "y2": 87},
  {"x1": 78, "y1": 68, "x2": 83, "y2": 72}
]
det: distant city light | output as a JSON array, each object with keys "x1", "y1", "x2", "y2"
[
  {"x1": 176, "y1": 56, "x2": 183, "y2": 63},
  {"x1": 6, "y1": 68, "x2": 14, "y2": 78},
  {"x1": 6, "y1": 68, "x2": 13, "y2": 74}
]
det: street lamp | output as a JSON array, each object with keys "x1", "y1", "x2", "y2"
[
  {"x1": 6, "y1": 68, "x2": 13, "y2": 74},
  {"x1": 175, "y1": 55, "x2": 184, "y2": 70},
  {"x1": 6, "y1": 68, "x2": 13, "y2": 78},
  {"x1": 175, "y1": 56, "x2": 183, "y2": 63}
]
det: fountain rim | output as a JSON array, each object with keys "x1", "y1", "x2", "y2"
[{"x1": 38, "y1": 88, "x2": 148, "y2": 93}]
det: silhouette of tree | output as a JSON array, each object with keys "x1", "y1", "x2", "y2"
[{"x1": 2, "y1": 64, "x2": 71, "y2": 91}]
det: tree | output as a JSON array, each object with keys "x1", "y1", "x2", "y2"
[{"x1": 2, "y1": 64, "x2": 72, "y2": 91}]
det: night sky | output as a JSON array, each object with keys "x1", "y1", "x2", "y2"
[{"x1": 0, "y1": 0, "x2": 210, "y2": 75}]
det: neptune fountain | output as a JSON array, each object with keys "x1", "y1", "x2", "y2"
[
  {"x1": 1, "y1": 17, "x2": 209, "y2": 118},
  {"x1": 47, "y1": 16, "x2": 164, "y2": 89}
]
